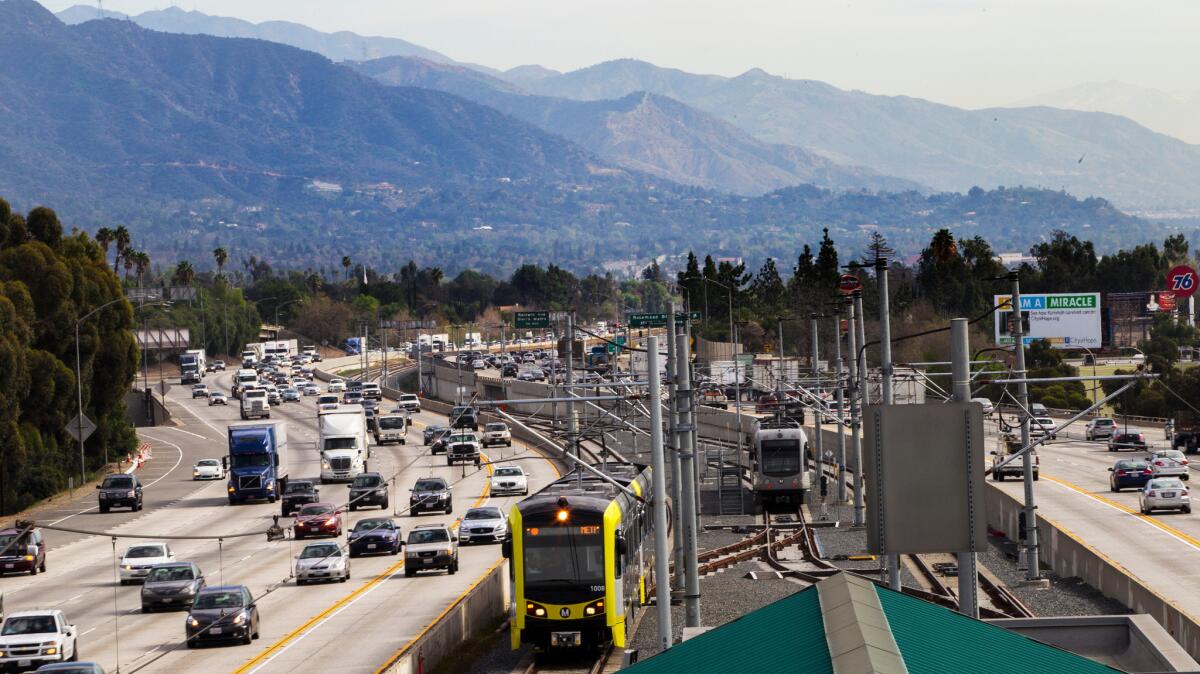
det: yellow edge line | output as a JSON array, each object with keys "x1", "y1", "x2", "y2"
[
  {"x1": 370, "y1": 436, "x2": 564, "y2": 672},
  {"x1": 1042, "y1": 474, "x2": 1200, "y2": 548},
  {"x1": 233, "y1": 452, "x2": 495, "y2": 673},
  {"x1": 372, "y1": 557, "x2": 506, "y2": 674},
  {"x1": 1024, "y1": 474, "x2": 1200, "y2": 627}
]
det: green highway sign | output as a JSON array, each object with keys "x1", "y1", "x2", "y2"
[
  {"x1": 515, "y1": 311, "x2": 550, "y2": 329},
  {"x1": 627, "y1": 312, "x2": 703, "y2": 328},
  {"x1": 629, "y1": 313, "x2": 667, "y2": 328}
]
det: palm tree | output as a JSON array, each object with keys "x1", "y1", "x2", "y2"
[
  {"x1": 133, "y1": 251, "x2": 151, "y2": 283},
  {"x1": 123, "y1": 248, "x2": 136, "y2": 279},
  {"x1": 95, "y1": 227, "x2": 114, "y2": 263},
  {"x1": 930, "y1": 229, "x2": 958, "y2": 264},
  {"x1": 113, "y1": 225, "x2": 131, "y2": 274},
  {"x1": 213, "y1": 247, "x2": 228, "y2": 278},
  {"x1": 341, "y1": 256, "x2": 352, "y2": 280},
  {"x1": 174, "y1": 260, "x2": 196, "y2": 287}
]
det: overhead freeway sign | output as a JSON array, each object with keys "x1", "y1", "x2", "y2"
[
  {"x1": 627, "y1": 312, "x2": 702, "y2": 328},
  {"x1": 515, "y1": 311, "x2": 550, "y2": 329}
]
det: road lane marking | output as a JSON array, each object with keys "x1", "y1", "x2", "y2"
[
  {"x1": 1041, "y1": 475, "x2": 1200, "y2": 550},
  {"x1": 234, "y1": 453, "x2": 496, "y2": 673},
  {"x1": 166, "y1": 427, "x2": 207, "y2": 440}
]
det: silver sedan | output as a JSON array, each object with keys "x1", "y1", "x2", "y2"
[{"x1": 1139, "y1": 478, "x2": 1191, "y2": 515}]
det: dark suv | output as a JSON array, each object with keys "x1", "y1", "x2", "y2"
[
  {"x1": 348, "y1": 472, "x2": 389, "y2": 511},
  {"x1": 0, "y1": 526, "x2": 46, "y2": 576},
  {"x1": 501, "y1": 363, "x2": 519, "y2": 378},
  {"x1": 409, "y1": 477, "x2": 452, "y2": 515},
  {"x1": 281, "y1": 479, "x2": 319, "y2": 517},
  {"x1": 97, "y1": 473, "x2": 143, "y2": 513},
  {"x1": 450, "y1": 405, "x2": 479, "y2": 431}
]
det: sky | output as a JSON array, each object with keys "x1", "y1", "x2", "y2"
[{"x1": 39, "y1": 0, "x2": 1200, "y2": 109}]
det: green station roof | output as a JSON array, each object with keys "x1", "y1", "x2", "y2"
[{"x1": 622, "y1": 572, "x2": 1122, "y2": 674}]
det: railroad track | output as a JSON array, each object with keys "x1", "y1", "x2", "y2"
[{"x1": 523, "y1": 644, "x2": 615, "y2": 674}]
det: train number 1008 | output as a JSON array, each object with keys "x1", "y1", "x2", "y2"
[{"x1": 590, "y1": 585, "x2": 605, "y2": 593}]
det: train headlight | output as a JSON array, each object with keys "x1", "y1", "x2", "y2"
[
  {"x1": 584, "y1": 599, "x2": 605, "y2": 616},
  {"x1": 526, "y1": 601, "x2": 547, "y2": 617},
  {"x1": 556, "y1": 509, "x2": 569, "y2": 523}
]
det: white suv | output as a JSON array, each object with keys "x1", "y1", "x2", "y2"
[
  {"x1": 1086, "y1": 418, "x2": 1117, "y2": 441},
  {"x1": 328, "y1": 379, "x2": 347, "y2": 393},
  {"x1": 0, "y1": 610, "x2": 78, "y2": 670},
  {"x1": 395, "y1": 393, "x2": 422, "y2": 412},
  {"x1": 482, "y1": 422, "x2": 512, "y2": 448}
]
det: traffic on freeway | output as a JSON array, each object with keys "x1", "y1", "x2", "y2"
[{"x1": 0, "y1": 347, "x2": 561, "y2": 673}]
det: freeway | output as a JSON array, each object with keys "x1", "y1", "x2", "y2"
[
  {"x1": 2, "y1": 362, "x2": 561, "y2": 673},
  {"x1": 986, "y1": 416, "x2": 1200, "y2": 618}
]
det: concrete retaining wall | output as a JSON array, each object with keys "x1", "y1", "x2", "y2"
[
  {"x1": 986, "y1": 484, "x2": 1200, "y2": 662},
  {"x1": 380, "y1": 561, "x2": 507, "y2": 674},
  {"x1": 124, "y1": 388, "x2": 170, "y2": 427}
]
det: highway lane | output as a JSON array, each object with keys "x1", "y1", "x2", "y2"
[
  {"x1": 3, "y1": 365, "x2": 560, "y2": 673},
  {"x1": 979, "y1": 413, "x2": 1200, "y2": 622}
]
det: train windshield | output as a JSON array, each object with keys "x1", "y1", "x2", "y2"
[
  {"x1": 523, "y1": 525, "x2": 604, "y2": 587},
  {"x1": 760, "y1": 439, "x2": 802, "y2": 477}
]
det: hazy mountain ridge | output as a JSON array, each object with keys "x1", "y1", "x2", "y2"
[
  {"x1": 352, "y1": 56, "x2": 922, "y2": 195},
  {"x1": 2, "y1": 0, "x2": 602, "y2": 206},
  {"x1": 507, "y1": 59, "x2": 1200, "y2": 211},
  {"x1": 55, "y1": 4, "x2": 455, "y2": 64},
  {"x1": 1015, "y1": 81, "x2": 1200, "y2": 145}
]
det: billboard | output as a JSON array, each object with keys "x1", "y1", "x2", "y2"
[{"x1": 994, "y1": 292, "x2": 1101, "y2": 349}]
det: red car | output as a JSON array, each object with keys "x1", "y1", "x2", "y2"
[
  {"x1": 293, "y1": 502, "x2": 342, "y2": 539},
  {"x1": 0, "y1": 526, "x2": 47, "y2": 576}
]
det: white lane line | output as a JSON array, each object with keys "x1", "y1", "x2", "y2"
[
  {"x1": 80, "y1": 627, "x2": 97, "y2": 637},
  {"x1": 167, "y1": 427, "x2": 208, "y2": 440},
  {"x1": 47, "y1": 434, "x2": 183, "y2": 527},
  {"x1": 245, "y1": 563, "x2": 406, "y2": 673}
]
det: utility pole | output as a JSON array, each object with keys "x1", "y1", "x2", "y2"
[
  {"x1": 854, "y1": 291, "x2": 868, "y2": 407},
  {"x1": 1010, "y1": 272, "x2": 1042, "y2": 583},
  {"x1": 877, "y1": 257, "x2": 900, "y2": 591},
  {"x1": 666, "y1": 304, "x2": 684, "y2": 593},
  {"x1": 675, "y1": 329, "x2": 701, "y2": 628},
  {"x1": 810, "y1": 313, "x2": 824, "y2": 515},
  {"x1": 951, "y1": 318, "x2": 979, "y2": 617},
  {"x1": 846, "y1": 295, "x2": 865, "y2": 526},
  {"x1": 833, "y1": 307, "x2": 847, "y2": 504},
  {"x1": 566, "y1": 313, "x2": 579, "y2": 482},
  {"x1": 776, "y1": 318, "x2": 785, "y2": 407},
  {"x1": 646, "y1": 336, "x2": 672, "y2": 652},
  {"x1": 686, "y1": 317, "x2": 701, "y2": 526},
  {"x1": 733, "y1": 322, "x2": 745, "y2": 515}
]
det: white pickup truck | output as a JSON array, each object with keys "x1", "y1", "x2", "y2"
[
  {"x1": 241, "y1": 388, "x2": 270, "y2": 420},
  {"x1": 0, "y1": 610, "x2": 79, "y2": 671}
]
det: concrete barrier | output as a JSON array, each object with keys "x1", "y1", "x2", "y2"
[
  {"x1": 986, "y1": 483, "x2": 1200, "y2": 662},
  {"x1": 124, "y1": 388, "x2": 171, "y2": 427},
  {"x1": 379, "y1": 560, "x2": 507, "y2": 674}
]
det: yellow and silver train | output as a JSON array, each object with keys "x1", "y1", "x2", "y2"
[{"x1": 504, "y1": 462, "x2": 655, "y2": 651}]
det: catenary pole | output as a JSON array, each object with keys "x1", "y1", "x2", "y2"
[
  {"x1": 645, "y1": 336, "x2": 673, "y2": 651},
  {"x1": 846, "y1": 295, "x2": 865, "y2": 525},
  {"x1": 877, "y1": 256, "x2": 900, "y2": 591},
  {"x1": 676, "y1": 330, "x2": 701, "y2": 627},
  {"x1": 666, "y1": 305, "x2": 684, "y2": 593},
  {"x1": 951, "y1": 318, "x2": 980, "y2": 617},
  {"x1": 1010, "y1": 272, "x2": 1042, "y2": 582},
  {"x1": 833, "y1": 307, "x2": 847, "y2": 504}
]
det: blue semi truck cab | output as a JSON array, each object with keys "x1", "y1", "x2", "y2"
[{"x1": 225, "y1": 421, "x2": 290, "y2": 504}]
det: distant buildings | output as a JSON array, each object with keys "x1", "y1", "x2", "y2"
[{"x1": 996, "y1": 252, "x2": 1038, "y2": 269}]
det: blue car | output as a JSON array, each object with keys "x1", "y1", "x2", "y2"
[
  {"x1": 347, "y1": 517, "x2": 401, "y2": 557},
  {"x1": 1110, "y1": 459, "x2": 1153, "y2": 492}
]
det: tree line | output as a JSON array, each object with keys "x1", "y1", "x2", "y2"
[{"x1": 0, "y1": 200, "x2": 140, "y2": 513}]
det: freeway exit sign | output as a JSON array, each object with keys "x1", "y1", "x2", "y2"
[
  {"x1": 628, "y1": 312, "x2": 702, "y2": 328},
  {"x1": 515, "y1": 311, "x2": 550, "y2": 329}
]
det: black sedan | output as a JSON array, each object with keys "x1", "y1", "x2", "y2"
[
  {"x1": 1108, "y1": 432, "x2": 1147, "y2": 452},
  {"x1": 347, "y1": 517, "x2": 402, "y2": 557},
  {"x1": 185, "y1": 585, "x2": 260, "y2": 646},
  {"x1": 1110, "y1": 459, "x2": 1154, "y2": 492}
]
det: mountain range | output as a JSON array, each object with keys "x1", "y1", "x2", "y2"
[
  {"x1": 349, "y1": 56, "x2": 920, "y2": 195},
  {"x1": 502, "y1": 59, "x2": 1200, "y2": 212},
  {"x1": 56, "y1": 4, "x2": 458, "y2": 65},
  {"x1": 0, "y1": 0, "x2": 1176, "y2": 275},
  {"x1": 1015, "y1": 81, "x2": 1200, "y2": 146}
]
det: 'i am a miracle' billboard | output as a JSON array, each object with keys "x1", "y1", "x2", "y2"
[{"x1": 994, "y1": 293, "x2": 1101, "y2": 349}]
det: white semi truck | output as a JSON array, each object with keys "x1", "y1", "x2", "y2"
[
  {"x1": 180, "y1": 349, "x2": 206, "y2": 384},
  {"x1": 318, "y1": 408, "x2": 369, "y2": 483}
]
